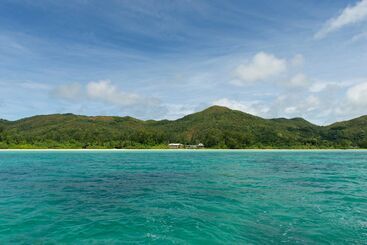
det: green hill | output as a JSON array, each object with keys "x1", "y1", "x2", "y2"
[
  {"x1": 0, "y1": 106, "x2": 366, "y2": 149},
  {"x1": 323, "y1": 115, "x2": 367, "y2": 148}
]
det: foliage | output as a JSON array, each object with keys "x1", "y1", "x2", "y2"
[{"x1": 0, "y1": 106, "x2": 366, "y2": 149}]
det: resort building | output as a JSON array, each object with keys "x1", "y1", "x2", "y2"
[
  {"x1": 168, "y1": 143, "x2": 184, "y2": 149},
  {"x1": 168, "y1": 143, "x2": 205, "y2": 149}
]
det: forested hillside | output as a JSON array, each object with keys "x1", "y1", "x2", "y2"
[{"x1": 0, "y1": 106, "x2": 366, "y2": 149}]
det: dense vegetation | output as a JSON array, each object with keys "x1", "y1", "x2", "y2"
[{"x1": 0, "y1": 106, "x2": 366, "y2": 149}]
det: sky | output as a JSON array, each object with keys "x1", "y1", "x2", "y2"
[{"x1": 1, "y1": 0, "x2": 367, "y2": 125}]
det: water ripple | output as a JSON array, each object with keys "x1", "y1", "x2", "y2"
[{"x1": 0, "y1": 150, "x2": 367, "y2": 243}]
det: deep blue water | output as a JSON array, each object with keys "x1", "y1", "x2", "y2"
[{"x1": 0, "y1": 150, "x2": 367, "y2": 244}]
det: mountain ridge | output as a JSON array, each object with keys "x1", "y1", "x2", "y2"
[
  {"x1": 1, "y1": 105, "x2": 358, "y2": 127},
  {"x1": 0, "y1": 106, "x2": 366, "y2": 149}
]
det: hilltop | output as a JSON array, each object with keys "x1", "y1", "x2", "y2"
[{"x1": 0, "y1": 106, "x2": 366, "y2": 149}]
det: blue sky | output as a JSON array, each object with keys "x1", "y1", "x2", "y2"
[{"x1": 1, "y1": 0, "x2": 367, "y2": 124}]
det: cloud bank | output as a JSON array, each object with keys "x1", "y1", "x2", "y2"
[
  {"x1": 233, "y1": 52, "x2": 287, "y2": 85},
  {"x1": 53, "y1": 80, "x2": 166, "y2": 118},
  {"x1": 217, "y1": 50, "x2": 367, "y2": 125},
  {"x1": 347, "y1": 82, "x2": 367, "y2": 106},
  {"x1": 315, "y1": 0, "x2": 367, "y2": 39},
  {"x1": 232, "y1": 52, "x2": 306, "y2": 87}
]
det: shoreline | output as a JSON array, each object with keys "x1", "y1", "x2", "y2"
[{"x1": 0, "y1": 148, "x2": 366, "y2": 152}]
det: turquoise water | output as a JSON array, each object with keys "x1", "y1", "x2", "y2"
[{"x1": 0, "y1": 150, "x2": 367, "y2": 244}]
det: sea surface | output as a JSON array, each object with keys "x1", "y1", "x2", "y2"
[{"x1": 0, "y1": 150, "x2": 367, "y2": 244}]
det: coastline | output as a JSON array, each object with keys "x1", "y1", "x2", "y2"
[{"x1": 0, "y1": 148, "x2": 366, "y2": 152}]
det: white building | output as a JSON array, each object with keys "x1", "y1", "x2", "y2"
[
  {"x1": 168, "y1": 143, "x2": 204, "y2": 149},
  {"x1": 168, "y1": 143, "x2": 184, "y2": 149}
]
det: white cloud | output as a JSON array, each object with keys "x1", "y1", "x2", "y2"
[
  {"x1": 54, "y1": 80, "x2": 157, "y2": 107},
  {"x1": 232, "y1": 53, "x2": 306, "y2": 87},
  {"x1": 86, "y1": 80, "x2": 142, "y2": 106},
  {"x1": 309, "y1": 80, "x2": 352, "y2": 93},
  {"x1": 52, "y1": 80, "x2": 166, "y2": 118},
  {"x1": 233, "y1": 52, "x2": 287, "y2": 85},
  {"x1": 351, "y1": 31, "x2": 367, "y2": 42},
  {"x1": 315, "y1": 0, "x2": 367, "y2": 39},
  {"x1": 284, "y1": 106, "x2": 297, "y2": 114},
  {"x1": 287, "y1": 73, "x2": 308, "y2": 87},
  {"x1": 347, "y1": 81, "x2": 367, "y2": 106},
  {"x1": 164, "y1": 104, "x2": 200, "y2": 120},
  {"x1": 309, "y1": 83, "x2": 328, "y2": 93},
  {"x1": 269, "y1": 93, "x2": 329, "y2": 122},
  {"x1": 211, "y1": 86, "x2": 348, "y2": 125},
  {"x1": 214, "y1": 68, "x2": 367, "y2": 125},
  {"x1": 305, "y1": 95, "x2": 320, "y2": 111},
  {"x1": 213, "y1": 98, "x2": 269, "y2": 116},
  {"x1": 212, "y1": 95, "x2": 321, "y2": 121}
]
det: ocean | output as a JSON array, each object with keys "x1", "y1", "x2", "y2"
[{"x1": 0, "y1": 150, "x2": 366, "y2": 243}]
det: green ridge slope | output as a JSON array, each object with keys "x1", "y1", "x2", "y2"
[{"x1": 0, "y1": 106, "x2": 365, "y2": 149}]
